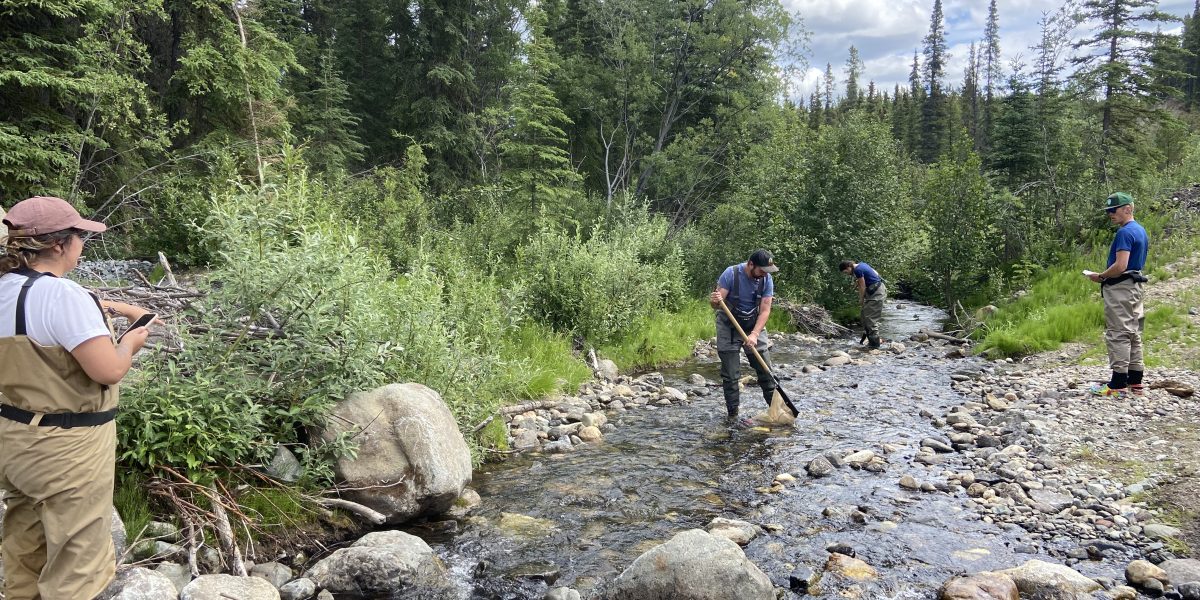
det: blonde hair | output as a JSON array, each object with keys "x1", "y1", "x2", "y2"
[{"x1": 0, "y1": 229, "x2": 79, "y2": 274}]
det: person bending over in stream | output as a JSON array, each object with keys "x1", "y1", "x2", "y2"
[
  {"x1": 708, "y1": 249, "x2": 778, "y2": 425},
  {"x1": 840, "y1": 260, "x2": 886, "y2": 349}
]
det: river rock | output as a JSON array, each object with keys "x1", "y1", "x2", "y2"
[
  {"x1": 938, "y1": 572, "x2": 1019, "y2": 600},
  {"x1": 545, "y1": 587, "x2": 582, "y2": 600},
  {"x1": 997, "y1": 560, "x2": 1100, "y2": 598},
  {"x1": 824, "y1": 553, "x2": 877, "y2": 580},
  {"x1": 1126, "y1": 559, "x2": 1169, "y2": 588},
  {"x1": 249, "y1": 561, "x2": 293, "y2": 589},
  {"x1": 843, "y1": 450, "x2": 875, "y2": 466},
  {"x1": 899, "y1": 475, "x2": 920, "y2": 490},
  {"x1": 279, "y1": 578, "x2": 316, "y2": 600},
  {"x1": 314, "y1": 383, "x2": 472, "y2": 523},
  {"x1": 687, "y1": 374, "x2": 707, "y2": 386},
  {"x1": 596, "y1": 359, "x2": 619, "y2": 381},
  {"x1": 267, "y1": 445, "x2": 303, "y2": 482},
  {"x1": 180, "y1": 575, "x2": 280, "y2": 600},
  {"x1": 1161, "y1": 559, "x2": 1200, "y2": 586},
  {"x1": 1143, "y1": 523, "x2": 1182, "y2": 540},
  {"x1": 98, "y1": 567, "x2": 180, "y2": 600},
  {"x1": 1179, "y1": 582, "x2": 1200, "y2": 600},
  {"x1": 577, "y1": 426, "x2": 603, "y2": 443},
  {"x1": 154, "y1": 563, "x2": 192, "y2": 593},
  {"x1": 662, "y1": 387, "x2": 688, "y2": 402},
  {"x1": 807, "y1": 456, "x2": 834, "y2": 477},
  {"x1": 603, "y1": 529, "x2": 773, "y2": 600},
  {"x1": 705, "y1": 517, "x2": 759, "y2": 546},
  {"x1": 614, "y1": 384, "x2": 634, "y2": 397},
  {"x1": 824, "y1": 355, "x2": 851, "y2": 367},
  {"x1": 303, "y1": 531, "x2": 448, "y2": 598},
  {"x1": 581, "y1": 412, "x2": 607, "y2": 428}
]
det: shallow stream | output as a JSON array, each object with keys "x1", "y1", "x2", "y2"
[{"x1": 398, "y1": 305, "x2": 1099, "y2": 599}]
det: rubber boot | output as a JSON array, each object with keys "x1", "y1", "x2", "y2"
[{"x1": 867, "y1": 335, "x2": 881, "y2": 349}]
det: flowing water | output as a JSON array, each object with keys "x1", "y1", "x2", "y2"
[{"x1": 403, "y1": 305, "x2": 1057, "y2": 599}]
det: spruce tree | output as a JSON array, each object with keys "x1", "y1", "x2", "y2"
[
  {"x1": 962, "y1": 42, "x2": 981, "y2": 153},
  {"x1": 920, "y1": 0, "x2": 949, "y2": 163},
  {"x1": 824, "y1": 62, "x2": 836, "y2": 113},
  {"x1": 845, "y1": 46, "x2": 864, "y2": 108},
  {"x1": 1185, "y1": 0, "x2": 1200, "y2": 107},
  {"x1": 982, "y1": 0, "x2": 1001, "y2": 156},
  {"x1": 1072, "y1": 0, "x2": 1180, "y2": 182}
]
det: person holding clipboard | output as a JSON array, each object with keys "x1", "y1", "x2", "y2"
[{"x1": 0, "y1": 196, "x2": 154, "y2": 599}]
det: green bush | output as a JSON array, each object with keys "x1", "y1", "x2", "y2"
[{"x1": 518, "y1": 200, "x2": 687, "y2": 343}]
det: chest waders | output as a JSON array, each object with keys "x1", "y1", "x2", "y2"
[
  {"x1": 715, "y1": 269, "x2": 775, "y2": 417},
  {"x1": 0, "y1": 269, "x2": 119, "y2": 600}
]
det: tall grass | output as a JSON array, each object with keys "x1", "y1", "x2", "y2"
[{"x1": 977, "y1": 204, "x2": 1200, "y2": 358}]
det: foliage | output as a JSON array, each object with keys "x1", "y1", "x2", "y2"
[{"x1": 517, "y1": 198, "x2": 687, "y2": 342}]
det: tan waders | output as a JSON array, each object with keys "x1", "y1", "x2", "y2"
[
  {"x1": 0, "y1": 271, "x2": 119, "y2": 599},
  {"x1": 1102, "y1": 277, "x2": 1145, "y2": 375},
  {"x1": 862, "y1": 282, "x2": 886, "y2": 348}
]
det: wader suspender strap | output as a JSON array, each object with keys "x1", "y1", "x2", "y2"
[
  {"x1": 14, "y1": 269, "x2": 45, "y2": 336},
  {"x1": 1, "y1": 269, "x2": 117, "y2": 428},
  {"x1": 728, "y1": 265, "x2": 764, "y2": 329}
]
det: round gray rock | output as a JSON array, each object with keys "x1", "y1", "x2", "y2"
[
  {"x1": 997, "y1": 560, "x2": 1100, "y2": 598},
  {"x1": 314, "y1": 383, "x2": 473, "y2": 523},
  {"x1": 303, "y1": 530, "x2": 449, "y2": 598},
  {"x1": 279, "y1": 578, "x2": 317, "y2": 600},
  {"x1": 180, "y1": 574, "x2": 280, "y2": 600},
  {"x1": 97, "y1": 567, "x2": 179, "y2": 600},
  {"x1": 604, "y1": 529, "x2": 773, "y2": 600}
]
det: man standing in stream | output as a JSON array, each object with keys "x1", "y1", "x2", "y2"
[
  {"x1": 1086, "y1": 192, "x2": 1150, "y2": 398},
  {"x1": 840, "y1": 260, "x2": 886, "y2": 349},
  {"x1": 708, "y1": 249, "x2": 778, "y2": 425}
]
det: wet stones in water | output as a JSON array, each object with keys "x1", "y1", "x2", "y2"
[
  {"x1": 1162, "y1": 559, "x2": 1200, "y2": 589},
  {"x1": 824, "y1": 542, "x2": 855, "y2": 557},
  {"x1": 938, "y1": 572, "x2": 1019, "y2": 600},
  {"x1": 806, "y1": 456, "x2": 835, "y2": 478},
  {"x1": 898, "y1": 474, "x2": 921, "y2": 490},
  {"x1": 545, "y1": 587, "x2": 582, "y2": 600},
  {"x1": 280, "y1": 579, "x2": 317, "y2": 600},
  {"x1": 1179, "y1": 582, "x2": 1200, "y2": 600},
  {"x1": 823, "y1": 354, "x2": 852, "y2": 367},
  {"x1": 180, "y1": 575, "x2": 282, "y2": 600},
  {"x1": 603, "y1": 529, "x2": 773, "y2": 600},
  {"x1": 823, "y1": 552, "x2": 877, "y2": 581},
  {"x1": 303, "y1": 531, "x2": 450, "y2": 597},
  {"x1": 705, "y1": 517, "x2": 760, "y2": 546},
  {"x1": 506, "y1": 561, "x2": 560, "y2": 585},
  {"x1": 996, "y1": 559, "x2": 1101, "y2": 598},
  {"x1": 842, "y1": 449, "x2": 875, "y2": 467},
  {"x1": 788, "y1": 565, "x2": 819, "y2": 592}
]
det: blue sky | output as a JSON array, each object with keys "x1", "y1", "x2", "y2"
[{"x1": 783, "y1": 0, "x2": 1197, "y2": 100}]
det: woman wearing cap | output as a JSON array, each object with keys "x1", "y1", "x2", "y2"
[{"x1": 0, "y1": 196, "x2": 151, "y2": 598}]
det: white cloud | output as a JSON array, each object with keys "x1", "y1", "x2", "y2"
[{"x1": 782, "y1": 0, "x2": 1196, "y2": 100}]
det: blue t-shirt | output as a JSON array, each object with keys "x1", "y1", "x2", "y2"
[
  {"x1": 718, "y1": 263, "x2": 774, "y2": 314},
  {"x1": 852, "y1": 262, "x2": 882, "y2": 286},
  {"x1": 1108, "y1": 220, "x2": 1149, "y2": 271}
]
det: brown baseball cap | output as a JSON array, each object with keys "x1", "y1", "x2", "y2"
[{"x1": 3, "y1": 196, "x2": 106, "y2": 237}]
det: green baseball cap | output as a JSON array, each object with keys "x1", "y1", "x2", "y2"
[{"x1": 1103, "y1": 192, "x2": 1133, "y2": 211}]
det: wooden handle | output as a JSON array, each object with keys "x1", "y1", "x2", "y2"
[{"x1": 717, "y1": 298, "x2": 773, "y2": 376}]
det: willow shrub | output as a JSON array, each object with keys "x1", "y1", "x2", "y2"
[
  {"x1": 517, "y1": 200, "x2": 687, "y2": 344},
  {"x1": 118, "y1": 157, "x2": 515, "y2": 479}
]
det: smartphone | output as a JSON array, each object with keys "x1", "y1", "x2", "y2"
[{"x1": 118, "y1": 312, "x2": 156, "y2": 342}]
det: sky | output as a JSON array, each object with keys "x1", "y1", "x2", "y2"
[{"x1": 783, "y1": 0, "x2": 1197, "y2": 101}]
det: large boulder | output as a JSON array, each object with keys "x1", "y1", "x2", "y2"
[
  {"x1": 314, "y1": 383, "x2": 472, "y2": 523},
  {"x1": 303, "y1": 530, "x2": 450, "y2": 598},
  {"x1": 939, "y1": 572, "x2": 1019, "y2": 600},
  {"x1": 1161, "y1": 559, "x2": 1200, "y2": 587},
  {"x1": 996, "y1": 560, "x2": 1100, "y2": 599},
  {"x1": 603, "y1": 529, "x2": 773, "y2": 600}
]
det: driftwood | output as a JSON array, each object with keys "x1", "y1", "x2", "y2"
[
  {"x1": 774, "y1": 299, "x2": 851, "y2": 337},
  {"x1": 499, "y1": 400, "x2": 561, "y2": 416},
  {"x1": 920, "y1": 328, "x2": 970, "y2": 345},
  {"x1": 313, "y1": 497, "x2": 387, "y2": 525},
  {"x1": 209, "y1": 482, "x2": 247, "y2": 576}
]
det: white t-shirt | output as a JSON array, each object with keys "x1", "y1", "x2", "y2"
[{"x1": 0, "y1": 272, "x2": 111, "y2": 351}]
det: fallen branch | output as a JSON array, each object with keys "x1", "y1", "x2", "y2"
[
  {"x1": 312, "y1": 497, "x2": 387, "y2": 525},
  {"x1": 920, "y1": 328, "x2": 970, "y2": 345},
  {"x1": 209, "y1": 483, "x2": 247, "y2": 576},
  {"x1": 499, "y1": 400, "x2": 561, "y2": 416},
  {"x1": 471, "y1": 414, "x2": 496, "y2": 434}
]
